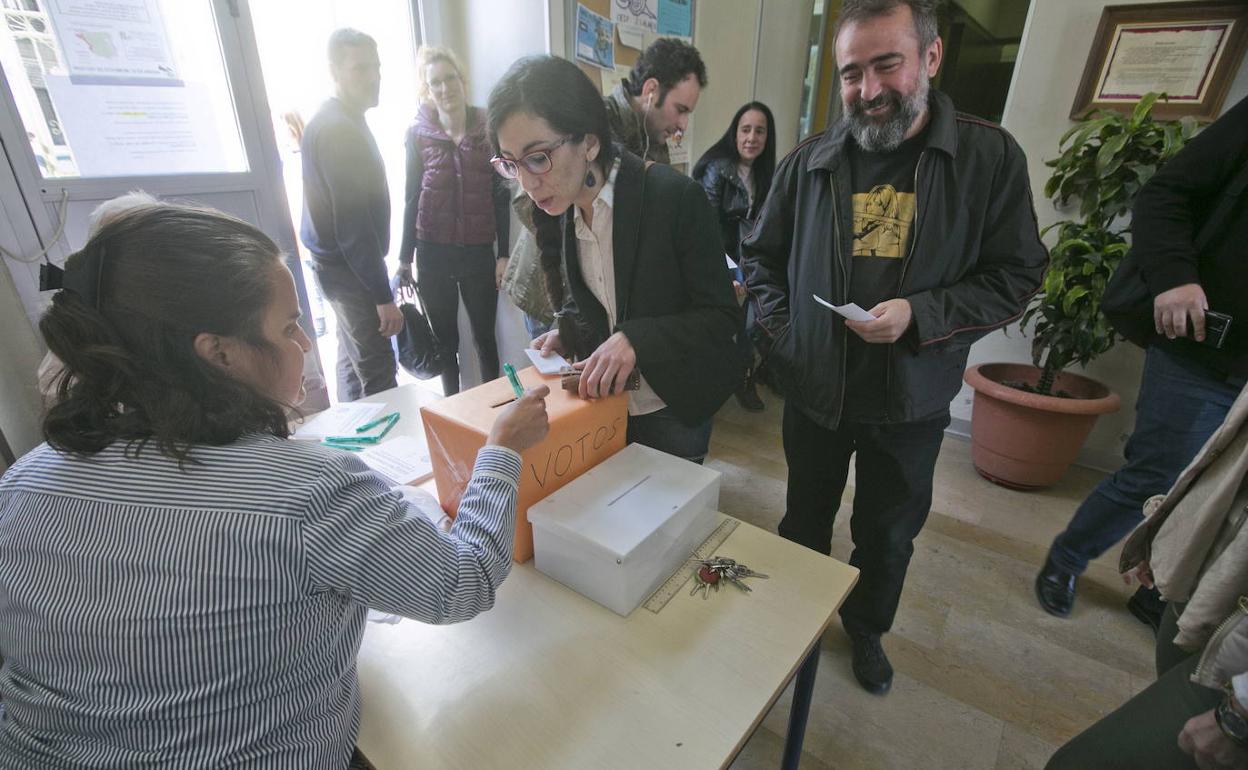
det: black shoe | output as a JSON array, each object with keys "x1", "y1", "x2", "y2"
[
  {"x1": 849, "y1": 632, "x2": 893, "y2": 695},
  {"x1": 734, "y1": 377, "x2": 765, "y2": 412},
  {"x1": 1127, "y1": 585, "x2": 1164, "y2": 634},
  {"x1": 1035, "y1": 556, "x2": 1077, "y2": 618}
]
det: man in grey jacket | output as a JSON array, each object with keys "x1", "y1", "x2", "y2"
[{"x1": 743, "y1": 0, "x2": 1047, "y2": 695}]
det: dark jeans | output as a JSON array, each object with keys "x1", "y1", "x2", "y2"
[
  {"x1": 1048, "y1": 346, "x2": 1240, "y2": 575},
  {"x1": 627, "y1": 408, "x2": 714, "y2": 464},
  {"x1": 417, "y1": 241, "x2": 500, "y2": 395},
  {"x1": 738, "y1": 300, "x2": 757, "y2": 375},
  {"x1": 779, "y1": 402, "x2": 949, "y2": 637},
  {"x1": 1046, "y1": 602, "x2": 1221, "y2": 770},
  {"x1": 313, "y1": 261, "x2": 397, "y2": 403}
]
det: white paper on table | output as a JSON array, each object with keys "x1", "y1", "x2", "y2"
[
  {"x1": 293, "y1": 402, "x2": 385, "y2": 440},
  {"x1": 524, "y1": 347, "x2": 570, "y2": 375},
  {"x1": 359, "y1": 436, "x2": 434, "y2": 486},
  {"x1": 812, "y1": 294, "x2": 878, "y2": 322}
]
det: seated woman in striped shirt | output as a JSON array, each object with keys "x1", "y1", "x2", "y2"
[{"x1": 0, "y1": 201, "x2": 549, "y2": 769}]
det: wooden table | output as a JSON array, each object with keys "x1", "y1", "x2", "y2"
[{"x1": 355, "y1": 508, "x2": 858, "y2": 769}]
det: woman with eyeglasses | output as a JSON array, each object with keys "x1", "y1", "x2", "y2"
[
  {"x1": 486, "y1": 55, "x2": 742, "y2": 464},
  {"x1": 692, "y1": 101, "x2": 777, "y2": 413},
  {"x1": 396, "y1": 46, "x2": 510, "y2": 395}
]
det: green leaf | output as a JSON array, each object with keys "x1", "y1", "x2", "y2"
[
  {"x1": 1131, "y1": 93, "x2": 1161, "y2": 125},
  {"x1": 1096, "y1": 132, "x2": 1130, "y2": 173}
]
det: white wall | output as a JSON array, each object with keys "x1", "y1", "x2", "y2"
[
  {"x1": 689, "y1": 0, "x2": 815, "y2": 168},
  {"x1": 949, "y1": 0, "x2": 1248, "y2": 471}
]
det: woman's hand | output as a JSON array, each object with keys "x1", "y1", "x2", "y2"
[
  {"x1": 573, "y1": 331, "x2": 636, "y2": 399},
  {"x1": 495, "y1": 257, "x2": 508, "y2": 290},
  {"x1": 487, "y1": 385, "x2": 550, "y2": 453},
  {"x1": 532, "y1": 329, "x2": 565, "y2": 357}
]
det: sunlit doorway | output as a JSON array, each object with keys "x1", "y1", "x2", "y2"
[{"x1": 249, "y1": 1, "x2": 441, "y2": 404}]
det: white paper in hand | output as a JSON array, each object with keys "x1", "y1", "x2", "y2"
[
  {"x1": 812, "y1": 294, "x2": 878, "y2": 322},
  {"x1": 524, "y1": 347, "x2": 570, "y2": 375}
]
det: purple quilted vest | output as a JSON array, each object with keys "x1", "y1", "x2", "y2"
[{"x1": 410, "y1": 103, "x2": 497, "y2": 246}]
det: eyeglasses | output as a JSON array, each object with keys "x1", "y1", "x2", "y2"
[{"x1": 490, "y1": 137, "x2": 571, "y2": 180}]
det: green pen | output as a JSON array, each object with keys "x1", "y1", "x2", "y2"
[
  {"x1": 321, "y1": 440, "x2": 364, "y2": 452},
  {"x1": 356, "y1": 411, "x2": 399, "y2": 433},
  {"x1": 323, "y1": 435, "x2": 381, "y2": 445},
  {"x1": 374, "y1": 412, "x2": 400, "y2": 440},
  {"x1": 503, "y1": 363, "x2": 524, "y2": 399}
]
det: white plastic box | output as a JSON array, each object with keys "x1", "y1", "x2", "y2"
[{"x1": 527, "y1": 443, "x2": 721, "y2": 616}]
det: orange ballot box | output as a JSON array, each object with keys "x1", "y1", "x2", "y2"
[{"x1": 420, "y1": 366, "x2": 629, "y2": 562}]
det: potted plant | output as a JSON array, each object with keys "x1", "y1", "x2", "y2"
[{"x1": 963, "y1": 93, "x2": 1196, "y2": 489}]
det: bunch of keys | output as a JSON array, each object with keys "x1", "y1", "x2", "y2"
[{"x1": 689, "y1": 556, "x2": 769, "y2": 599}]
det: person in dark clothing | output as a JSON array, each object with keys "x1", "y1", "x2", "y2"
[
  {"x1": 693, "y1": 101, "x2": 777, "y2": 412},
  {"x1": 396, "y1": 46, "x2": 510, "y2": 396},
  {"x1": 488, "y1": 55, "x2": 741, "y2": 463},
  {"x1": 743, "y1": 0, "x2": 1047, "y2": 695},
  {"x1": 1035, "y1": 94, "x2": 1248, "y2": 623},
  {"x1": 603, "y1": 38, "x2": 706, "y2": 164},
  {"x1": 300, "y1": 28, "x2": 399, "y2": 402}
]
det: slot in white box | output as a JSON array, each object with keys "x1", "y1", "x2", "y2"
[{"x1": 527, "y1": 443, "x2": 721, "y2": 616}]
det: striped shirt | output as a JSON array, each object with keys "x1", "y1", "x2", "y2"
[{"x1": 0, "y1": 435, "x2": 521, "y2": 769}]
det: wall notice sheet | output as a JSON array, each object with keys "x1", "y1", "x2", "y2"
[
  {"x1": 46, "y1": 0, "x2": 181, "y2": 86},
  {"x1": 576, "y1": 4, "x2": 616, "y2": 70}
]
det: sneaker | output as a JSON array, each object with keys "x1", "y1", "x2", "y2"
[
  {"x1": 1035, "y1": 556, "x2": 1077, "y2": 618},
  {"x1": 734, "y1": 377, "x2": 765, "y2": 412},
  {"x1": 1126, "y1": 585, "x2": 1164, "y2": 634},
  {"x1": 849, "y1": 632, "x2": 893, "y2": 695}
]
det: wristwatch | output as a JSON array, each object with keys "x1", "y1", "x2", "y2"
[{"x1": 1216, "y1": 694, "x2": 1248, "y2": 747}]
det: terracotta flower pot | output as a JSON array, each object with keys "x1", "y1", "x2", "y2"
[{"x1": 963, "y1": 363, "x2": 1121, "y2": 490}]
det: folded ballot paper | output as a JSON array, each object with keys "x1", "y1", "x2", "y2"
[{"x1": 812, "y1": 293, "x2": 878, "y2": 322}]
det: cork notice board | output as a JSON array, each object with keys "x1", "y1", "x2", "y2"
[{"x1": 569, "y1": 0, "x2": 695, "y2": 95}]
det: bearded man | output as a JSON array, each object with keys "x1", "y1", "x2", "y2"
[{"x1": 741, "y1": 0, "x2": 1047, "y2": 695}]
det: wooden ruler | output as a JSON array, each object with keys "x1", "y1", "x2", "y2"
[{"x1": 641, "y1": 517, "x2": 740, "y2": 614}]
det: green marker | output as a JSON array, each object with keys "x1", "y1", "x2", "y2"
[
  {"x1": 503, "y1": 363, "x2": 524, "y2": 398},
  {"x1": 356, "y1": 411, "x2": 398, "y2": 433}
]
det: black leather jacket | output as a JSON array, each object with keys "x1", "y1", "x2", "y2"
[
  {"x1": 695, "y1": 156, "x2": 754, "y2": 262},
  {"x1": 742, "y1": 90, "x2": 1048, "y2": 428}
]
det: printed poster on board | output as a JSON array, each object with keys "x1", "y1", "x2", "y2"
[
  {"x1": 657, "y1": 0, "x2": 692, "y2": 38},
  {"x1": 46, "y1": 0, "x2": 181, "y2": 86},
  {"x1": 576, "y1": 3, "x2": 616, "y2": 71}
]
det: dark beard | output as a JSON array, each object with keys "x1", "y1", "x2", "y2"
[{"x1": 843, "y1": 78, "x2": 929, "y2": 152}]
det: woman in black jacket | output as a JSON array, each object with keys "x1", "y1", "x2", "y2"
[
  {"x1": 693, "y1": 102, "x2": 776, "y2": 411},
  {"x1": 486, "y1": 55, "x2": 741, "y2": 463}
]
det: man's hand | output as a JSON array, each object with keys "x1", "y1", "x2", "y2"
[
  {"x1": 1155, "y1": 283, "x2": 1208, "y2": 341},
  {"x1": 395, "y1": 264, "x2": 416, "y2": 292},
  {"x1": 1122, "y1": 559, "x2": 1155, "y2": 590},
  {"x1": 495, "y1": 257, "x2": 508, "y2": 290},
  {"x1": 532, "y1": 329, "x2": 565, "y2": 357},
  {"x1": 376, "y1": 302, "x2": 403, "y2": 337},
  {"x1": 1179, "y1": 705, "x2": 1248, "y2": 769},
  {"x1": 486, "y1": 385, "x2": 551, "y2": 453},
  {"x1": 845, "y1": 298, "x2": 913, "y2": 344},
  {"x1": 573, "y1": 331, "x2": 636, "y2": 399},
  {"x1": 732, "y1": 280, "x2": 747, "y2": 306}
]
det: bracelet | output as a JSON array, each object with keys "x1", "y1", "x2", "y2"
[{"x1": 1215, "y1": 695, "x2": 1248, "y2": 747}]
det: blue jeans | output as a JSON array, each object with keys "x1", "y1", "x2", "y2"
[
  {"x1": 523, "y1": 314, "x2": 551, "y2": 342},
  {"x1": 1048, "y1": 346, "x2": 1241, "y2": 575},
  {"x1": 627, "y1": 408, "x2": 713, "y2": 464}
]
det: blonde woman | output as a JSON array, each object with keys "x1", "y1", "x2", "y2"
[{"x1": 396, "y1": 46, "x2": 509, "y2": 394}]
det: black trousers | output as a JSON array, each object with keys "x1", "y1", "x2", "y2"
[
  {"x1": 416, "y1": 241, "x2": 499, "y2": 395},
  {"x1": 1045, "y1": 603, "x2": 1220, "y2": 770},
  {"x1": 778, "y1": 402, "x2": 948, "y2": 637},
  {"x1": 313, "y1": 261, "x2": 397, "y2": 403}
]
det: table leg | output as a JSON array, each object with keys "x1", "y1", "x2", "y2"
[{"x1": 780, "y1": 645, "x2": 820, "y2": 770}]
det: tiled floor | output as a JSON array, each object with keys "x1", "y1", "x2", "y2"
[{"x1": 708, "y1": 388, "x2": 1154, "y2": 770}]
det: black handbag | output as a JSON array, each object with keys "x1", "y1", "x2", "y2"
[
  {"x1": 1102, "y1": 157, "x2": 1248, "y2": 347},
  {"x1": 392, "y1": 280, "x2": 445, "y2": 380}
]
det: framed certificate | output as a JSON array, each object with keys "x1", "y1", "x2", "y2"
[{"x1": 1071, "y1": 1, "x2": 1248, "y2": 121}]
